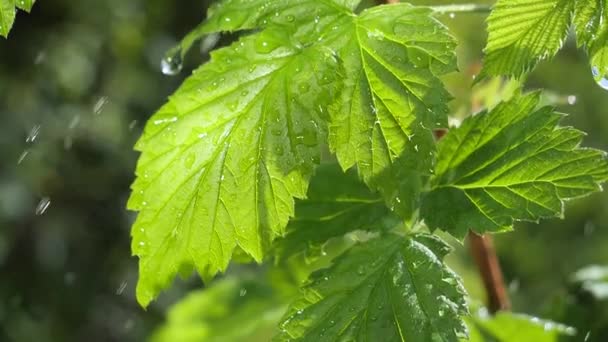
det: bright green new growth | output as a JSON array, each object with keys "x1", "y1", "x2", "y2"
[
  {"x1": 466, "y1": 312, "x2": 576, "y2": 341},
  {"x1": 482, "y1": 0, "x2": 608, "y2": 79},
  {"x1": 129, "y1": 0, "x2": 458, "y2": 307},
  {"x1": 574, "y1": 0, "x2": 608, "y2": 80},
  {"x1": 276, "y1": 234, "x2": 468, "y2": 342},
  {"x1": 0, "y1": 0, "x2": 35, "y2": 38},
  {"x1": 482, "y1": 0, "x2": 573, "y2": 78},
  {"x1": 422, "y1": 93, "x2": 608, "y2": 238}
]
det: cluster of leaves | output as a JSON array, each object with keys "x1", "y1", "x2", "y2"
[
  {"x1": 0, "y1": 0, "x2": 35, "y2": 37},
  {"x1": 123, "y1": 0, "x2": 608, "y2": 340},
  {"x1": 482, "y1": 0, "x2": 608, "y2": 80}
]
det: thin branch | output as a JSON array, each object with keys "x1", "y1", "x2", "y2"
[{"x1": 469, "y1": 233, "x2": 511, "y2": 313}]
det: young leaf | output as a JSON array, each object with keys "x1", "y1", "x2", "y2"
[
  {"x1": 574, "y1": 0, "x2": 608, "y2": 80},
  {"x1": 482, "y1": 0, "x2": 573, "y2": 78},
  {"x1": 276, "y1": 234, "x2": 468, "y2": 342},
  {"x1": 150, "y1": 276, "x2": 290, "y2": 342},
  {"x1": 273, "y1": 163, "x2": 399, "y2": 261},
  {"x1": 0, "y1": 0, "x2": 35, "y2": 38},
  {"x1": 128, "y1": 32, "x2": 340, "y2": 307},
  {"x1": 327, "y1": 4, "x2": 457, "y2": 218},
  {"x1": 422, "y1": 93, "x2": 608, "y2": 238},
  {"x1": 466, "y1": 312, "x2": 576, "y2": 341}
]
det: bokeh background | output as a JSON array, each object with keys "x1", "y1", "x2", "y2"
[{"x1": 0, "y1": 0, "x2": 606, "y2": 341}]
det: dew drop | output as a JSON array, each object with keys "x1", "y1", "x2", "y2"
[
  {"x1": 286, "y1": 15, "x2": 295, "y2": 22},
  {"x1": 35, "y1": 197, "x2": 51, "y2": 216},
  {"x1": 161, "y1": 49, "x2": 183, "y2": 76},
  {"x1": 184, "y1": 153, "x2": 195, "y2": 169}
]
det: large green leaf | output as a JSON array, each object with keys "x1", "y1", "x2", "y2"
[
  {"x1": 273, "y1": 163, "x2": 399, "y2": 261},
  {"x1": 466, "y1": 312, "x2": 575, "y2": 341},
  {"x1": 128, "y1": 31, "x2": 341, "y2": 306},
  {"x1": 481, "y1": 0, "x2": 573, "y2": 78},
  {"x1": 422, "y1": 93, "x2": 608, "y2": 238},
  {"x1": 0, "y1": 0, "x2": 35, "y2": 38},
  {"x1": 574, "y1": 0, "x2": 608, "y2": 81},
  {"x1": 150, "y1": 275, "x2": 290, "y2": 342},
  {"x1": 276, "y1": 234, "x2": 468, "y2": 341},
  {"x1": 327, "y1": 4, "x2": 456, "y2": 218}
]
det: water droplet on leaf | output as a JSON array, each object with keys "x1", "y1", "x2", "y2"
[{"x1": 161, "y1": 49, "x2": 183, "y2": 76}]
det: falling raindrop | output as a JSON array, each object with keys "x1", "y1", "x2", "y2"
[
  {"x1": 116, "y1": 281, "x2": 128, "y2": 295},
  {"x1": 449, "y1": 13, "x2": 455, "y2": 19},
  {"x1": 17, "y1": 151, "x2": 29, "y2": 164},
  {"x1": 161, "y1": 48, "x2": 183, "y2": 76},
  {"x1": 567, "y1": 95, "x2": 577, "y2": 105},
  {"x1": 239, "y1": 288, "x2": 247, "y2": 297},
  {"x1": 128, "y1": 120, "x2": 138, "y2": 131},
  {"x1": 591, "y1": 66, "x2": 608, "y2": 90},
  {"x1": 35, "y1": 197, "x2": 51, "y2": 216},
  {"x1": 93, "y1": 96, "x2": 109, "y2": 115},
  {"x1": 26, "y1": 125, "x2": 41, "y2": 143}
]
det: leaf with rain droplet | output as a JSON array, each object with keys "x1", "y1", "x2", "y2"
[
  {"x1": 276, "y1": 233, "x2": 468, "y2": 342},
  {"x1": 129, "y1": 29, "x2": 341, "y2": 307},
  {"x1": 0, "y1": 0, "x2": 36, "y2": 38},
  {"x1": 421, "y1": 92, "x2": 608, "y2": 238}
]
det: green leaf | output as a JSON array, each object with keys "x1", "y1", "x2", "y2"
[
  {"x1": 0, "y1": 0, "x2": 35, "y2": 38},
  {"x1": 276, "y1": 234, "x2": 468, "y2": 341},
  {"x1": 574, "y1": 0, "x2": 608, "y2": 80},
  {"x1": 466, "y1": 312, "x2": 575, "y2": 341},
  {"x1": 150, "y1": 276, "x2": 290, "y2": 342},
  {"x1": 15, "y1": 0, "x2": 34, "y2": 12},
  {"x1": 128, "y1": 31, "x2": 341, "y2": 307},
  {"x1": 482, "y1": 0, "x2": 573, "y2": 78},
  {"x1": 0, "y1": 0, "x2": 16, "y2": 38},
  {"x1": 422, "y1": 92, "x2": 608, "y2": 238},
  {"x1": 273, "y1": 163, "x2": 399, "y2": 261},
  {"x1": 168, "y1": 0, "x2": 360, "y2": 61},
  {"x1": 327, "y1": 4, "x2": 457, "y2": 218}
]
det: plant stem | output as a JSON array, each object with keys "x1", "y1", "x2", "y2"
[{"x1": 469, "y1": 233, "x2": 511, "y2": 313}]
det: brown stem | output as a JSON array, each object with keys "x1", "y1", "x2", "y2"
[{"x1": 468, "y1": 233, "x2": 511, "y2": 313}]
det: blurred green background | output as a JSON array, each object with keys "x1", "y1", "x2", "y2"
[{"x1": 0, "y1": 0, "x2": 606, "y2": 341}]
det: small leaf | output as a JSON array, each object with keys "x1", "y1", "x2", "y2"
[
  {"x1": 273, "y1": 163, "x2": 399, "y2": 261},
  {"x1": 0, "y1": 0, "x2": 35, "y2": 37},
  {"x1": 422, "y1": 92, "x2": 608, "y2": 238},
  {"x1": 481, "y1": 0, "x2": 573, "y2": 78},
  {"x1": 276, "y1": 234, "x2": 468, "y2": 342},
  {"x1": 466, "y1": 312, "x2": 576, "y2": 341},
  {"x1": 574, "y1": 0, "x2": 608, "y2": 81}
]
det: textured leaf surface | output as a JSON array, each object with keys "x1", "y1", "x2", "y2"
[
  {"x1": 276, "y1": 234, "x2": 468, "y2": 342},
  {"x1": 466, "y1": 312, "x2": 575, "y2": 341},
  {"x1": 574, "y1": 0, "x2": 608, "y2": 80},
  {"x1": 327, "y1": 4, "x2": 457, "y2": 218},
  {"x1": 0, "y1": 0, "x2": 34, "y2": 37},
  {"x1": 273, "y1": 163, "x2": 399, "y2": 261},
  {"x1": 128, "y1": 31, "x2": 340, "y2": 306},
  {"x1": 482, "y1": 0, "x2": 573, "y2": 78},
  {"x1": 150, "y1": 276, "x2": 289, "y2": 342},
  {"x1": 422, "y1": 93, "x2": 608, "y2": 238}
]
